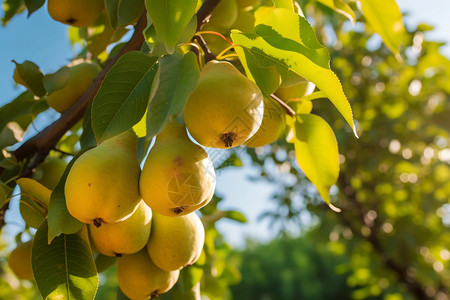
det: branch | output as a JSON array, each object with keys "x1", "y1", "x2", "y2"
[
  {"x1": 196, "y1": 0, "x2": 222, "y2": 31},
  {"x1": 12, "y1": 13, "x2": 147, "y2": 163},
  {"x1": 193, "y1": 34, "x2": 216, "y2": 63},
  {"x1": 270, "y1": 94, "x2": 296, "y2": 117}
]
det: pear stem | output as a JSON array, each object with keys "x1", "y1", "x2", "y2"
[{"x1": 270, "y1": 94, "x2": 296, "y2": 118}]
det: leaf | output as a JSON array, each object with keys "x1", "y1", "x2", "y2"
[
  {"x1": 32, "y1": 221, "x2": 98, "y2": 300},
  {"x1": 117, "y1": 0, "x2": 145, "y2": 26},
  {"x1": 105, "y1": 0, "x2": 120, "y2": 28},
  {"x1": 2, "y1": 0, "x2": 25, "y2": 25},
  {"x1": 293, "y1": 114, "x2": 339, "y2": 207},
  {"x1": 13, "y1": 60, "x2": 46, "y2": 97},
  {"x1": 94, "y1": 254, "x2": 116, "y2": 273},
  {"x1": 80, "y1": 103, "x2": 97, "y2": 150},
  {"x1": 47, "y1": 152, "x2": 85, "y2": 243},
  {"x1": 91, "y1": 51, "x2": 158, "y2": 142},
  {"x1": 359, "y1": 0, "x2": 405, "y2": 55},
  {"x1": 0, "y1": 181, "x2": 12, "y2": 208},
  {"x1": 273, "y1": 0, "x2": 293, "y2": 10},
  {"x1": 0, "y1": 91, "x2": 35, "y2": 130},
  {"x1": 146, "y1": 0, "x2": 197, "y2": 53},
  {"x1": 24, "y1": 0, "x2": 44, "y2": 16},
  {"x1": 146, "y1": 52, "x2": 200, "y2": 139},
  {"x1": 231, "y1": 8, "x2": 356, "y2": 136},
  {"x1": 225, "y1": 210, "x2": 247, "y2": 223},
  {"x1": 316, "y1": 0, "x2": 356, "y2": 24}
]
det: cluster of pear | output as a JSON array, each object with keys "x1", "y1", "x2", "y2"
[{"x1": 62, "y1": 123, "x2": 212, "y2": 298}]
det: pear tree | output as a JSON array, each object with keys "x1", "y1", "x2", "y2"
[{"x1": 0, "y1": 0, "x2": 412, "y2": 299}]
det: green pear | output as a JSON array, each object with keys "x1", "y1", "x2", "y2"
[
  {"x1": 45, "y1": 62, "x2": 100, "y2": 113},
  {"x1": 117, "y1": 249, "x2": 180, "y2": 299},
  {"x1": 232, "y1": 9, "x2": 255, "y2": 32},
  {"x1": 65, "y1": 130, "x2": 141, "y2": 227},
  {"x1": 209, "y1": 0, "x2": 238, "y2": 28},
  {"x1": 48, "y1": 0, "x2": 104, "y2": 27},
  {"x1": 184, "y1": 60, "x2": 264, "y2": 148},
  {"x1": 33, "y1": 156, "x2": 67, "y2": 190},
  {"x1": 8, "y1": 241, "x2": 34, "y2": 281},
  {"x1": 89, "y1": 200, "x2": 152, "y2": 257},
  {"x1": 245, "y1": 97, "x2": 286, "y2": 148},
  {"x1": 140, "y1": 123, "x2": 215, "y2": 217},
  {"x1": 147, "y1": 212, "x2": 205, "y2": 271}
]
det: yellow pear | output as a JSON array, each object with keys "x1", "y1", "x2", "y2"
[
  {"x1": 89, "y1": 200, "x2": 152, "y2": 257},
  {"x1": 8, "y1": 241, "x2": 34, "y2": 281},
  {"x1": 140, "y1": 123, "x2": 215, "y2": 217},
  {"x1": 245, "y1": 97, "x2": 286, "y2": 148},
  {"x1": 47, "y1": 0, "x2": 104, "y2": 27},
  {"x1": 117, "y1": 249, "x2": 180, "y2": 299},
  {"x1": 65, "y1": 130, "x2": 141, "y2": 227},
  {"x1": 45, "y1": 62, "x2": 100, "y2": 113},
  {"x1": 184, "y1": 60, "x2": 264, "y2": 148},
  {"x1": 33, "y1": 156, "x2": 67, "y2": 190},
  {"x1": 147, "y1": 212, "x2": 205, "y2": 271},
  {"x1": 209, "y1": 0, "x2": 238, "y2": 28},
  {"x1": 275, "y1": 75, "x2": 316, "y2": 100}
]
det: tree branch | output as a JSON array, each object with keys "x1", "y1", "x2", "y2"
[
  {"x1": 196, "y1": 0, "x2": 222, "y2": 31},
  {"x1": 12, "y1": 13, "x2": 147, "y2": 163}
]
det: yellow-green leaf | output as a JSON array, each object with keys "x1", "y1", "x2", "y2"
[
  {"x1": 317, "y1": 0, "x2": 356, "y2": 24},
  {"x1": 231, "y1": 8, "x2": 356, "y2": 135},
  {"x1": 293, "y1": 114, "x2": 340, "y2": 208},
  {"x1": 359, "y1": 0, "x2": 405, "y2": 55}
]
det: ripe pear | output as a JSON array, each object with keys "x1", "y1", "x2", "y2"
[
  {"x1": 245, "y1": 97, "x2": 286, "y2": 148},
  {"x1": 147, "y1": 212, "x2": 205, "y2": 271},
  {"x1": 117, "y1": 249, "x2": 180, "y2": 299},
  {"x1": 47, "y1": 0, "x2": 104, "y2": 27},
  {"x1": 34, "y1": 157, "x2": 67, "y2": 190},
  {"x1": 8, "y1": 241, "x2": 34, "y2": 281},
  {"x1": 89, "y1": 200, "x2": 152, "y2": 257},
  {"x1": 140, "y1": 123, "x2": 215, "y2": 217},
  {"x1": 65, "y1": 130, "x2": 141, "y2": 227},
  {"x1": 275, "y1": 74, "x2": 316, "y2": 100},
  {"x1": 45, "y1": 62, "x2": 100, "y2": 113},
  {"x1": 209, "y1": 0, "x2": 238, "y2": 28},
  {"x1": 184, "y1": 60, "x2": 264, "y2": 148}
]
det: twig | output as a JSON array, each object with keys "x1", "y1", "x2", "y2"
[
  {"x1": 193, "y1": 35, "x2": 216, "y2": 63},
  {"x1": 270, "y1": 94, "x2": 296, "y2": 117},
  {"x1": 196, "y1": 0, "x2": 222, "y2": 31}
]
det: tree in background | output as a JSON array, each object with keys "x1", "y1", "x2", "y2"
[{"x1": 1, "y1": 0, "x2": 447, "y2": 299}]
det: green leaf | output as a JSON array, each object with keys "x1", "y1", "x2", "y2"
[
  {"x1": 0, "y1": 181, "x2": 12, "y2": 208},
  {"x1": 105, "y1": 0, "x2": 120, "y2": 28},
  {"x1": 0, "y1": 91, "x2": 35, "y2": 130},
  {"x1": 231, "y1": 8, "x2": 356, "y2": 136},
  {"x1": 225, "y1": 210, "x2": 247, "y2": 223},
  {"x1": 117, "y1": 0, "x2": 144, "y2": 26},
  {"x1": 2, "y1": 0, "x2": 25, "y2": 25},
  {"x1": 43, "y1": 66, "x2": 71, "y2": 94},
  {"x1": 33, "y1": 221, "x2": 98, "y2": 300},
  {"x1": 91, "y1": 51, "x2": 158, "y2": 142},
  {"x1": 13, "y1": 60, "x2": 46, "y2": 97},
  {"x1": 316, "y1": 0, "x2": 356, "y2": 24},
  {"x1": 94, "y1": 254, "x2": 116, "y2": 273},
  {"x1": 293, "y1": 114, "x2": 339, "y2": 208},
  {"x1": 146, "y1": 0, "x2": 197, "y2": 53},
  {"x1": 47, "y1": 152, "x2": 85, "y2": 243},
  {"x1": 80, "y1": 103, "x2": 97, "y2": 150},
  {"x1": 359, "y1": 0, "x2": 405, "y2": 55},
  {"x1": 24, "y1": 0, "x2": 44, "y2": 16},
  {"x1": 146, "y1": 52, "x2": 200, "y2": 139}
]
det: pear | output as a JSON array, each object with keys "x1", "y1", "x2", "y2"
[
  {"x1": 65, "y1": 130, "x2": 141, "y2": 227},
  {"x1": 89, "y1": 200, "x2": 152, "y2": 257},
  {"x1": 209, "y1": 0, "x2": 238, "y2": 28},
  {"x1": 140, "y1": 123, "x2": 215, "y2": 217},
  {"x1": 245, "y1": 97, "x2": 286, "y2": 148},
  {"x1": 45, "y1": 62, "x2": 100, "y2": 113},
  {"x1": 275, "y1": 76, "x2": 316, "y2": 100},
  {"x1": 147, "y1": 212, "x2": 205, "y2": 271},
  {"x1": 8, "y1": 241, "x2": 34, "y2": 281},
  {"x1": 184, "y1": 60, "x2": 264, "y2": 149},
  {"x1": 117, "y1": 249, "x2": 180, "y2": 299},
  {"x1": 33, "y1": 156, "x2": 67, "y2": 190},
  {"x1": 47, "y1": 0, "x2": 104, "y2": 27}
]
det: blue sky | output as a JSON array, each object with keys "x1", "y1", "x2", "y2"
[{"x1": 1, "y1": 1, "x2": 449, "y2": 248}]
